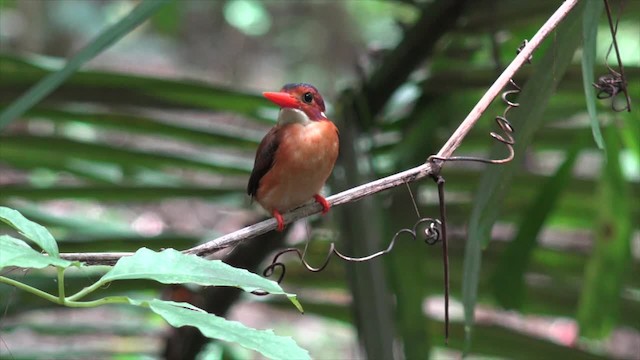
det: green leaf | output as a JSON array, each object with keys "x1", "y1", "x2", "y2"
[
  {"x1": 100, "y1": 248, "x2": 301, "y2": 310},
  {"x1": 0, "y1": 235, "x2": 75, "y2": 269},
  {"x1": 491, "y1": 135, "x2": 584, "y2": 309},
  {"x1": 0, "y1": 0, "x2": 169, "y2": 130},
  {"x1": 129, "y1": 299, "x2": 310, "y2": 360},
  {"x1": 463, "y1": 3, "x2": 585, "y2": 352},
  {"x1": 0, "y1": 206, "x2": 60, "y2": 257},
  {"x1": 577, "y1": 127, "x2": 633, "y2": 338},
  {"x1": 581, "y1": 0, "x2": 605, "y2": 149}
]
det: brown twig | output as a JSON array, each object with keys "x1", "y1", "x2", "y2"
[{"x1": 59, "y1": 0, "x2": 581, "y2": 264}]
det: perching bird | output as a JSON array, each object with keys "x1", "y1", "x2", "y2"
[{"x1": 247, "y1": 83, "x2": 339, "y2": 231}]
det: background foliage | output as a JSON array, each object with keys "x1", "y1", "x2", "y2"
[{"x1": 0, "y1": 0, "x2": 638, "y2": 359}]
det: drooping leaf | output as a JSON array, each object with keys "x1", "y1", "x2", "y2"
[
  {"x1": 581, "y1": 0, "x2": 605, "y2": 149},
  {"x1": 0, "y1": 235, "x2": 75, "y2": 269},
  {"x1": 463, "y1": 2, "x2": 585, "y2": 352},
  {"x1": 129, "y1": 299, "x2": 310, "y2": 360},
  {"x1": 0, "y1": 206, "x2": 60, "y2": 257},
  {"x1": 491, "y1": 134, "x2": 585, "y2": 309},
  {"x1": 99, "y1": 248, "x2": 302, "y2": 310},
  {"x1": 0, "y1": 0, "x2": 170, "y2": 130},
  {"x1": 577, "y1": 127, "x2": 633, "y2": 338}
]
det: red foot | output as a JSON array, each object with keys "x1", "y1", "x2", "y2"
[
  {"x1": 313, "y1": 194, "x2": 330, "y2": 214},
  {"x1": 272, "y1": 210, "x2": 285, "y2": 232}
]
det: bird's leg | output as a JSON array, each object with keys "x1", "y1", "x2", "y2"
[
  {"x1": 313, "y1": 194, "x2": 330, "y2": 214},
  {"x1": 272, "y1": 210, "x2": 285, "y2": 232}
]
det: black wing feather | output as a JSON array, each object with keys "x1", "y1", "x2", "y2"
[{"x1": 247, "y1": 126, "x2": 281, "y2": 198}]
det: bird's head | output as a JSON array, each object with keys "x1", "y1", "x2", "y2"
[{"x1": 263, "y1": 83, "x2": 328, "y2": 124}]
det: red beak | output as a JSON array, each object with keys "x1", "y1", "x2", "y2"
[{"x1": 263, "y1": 92, "x2": 299, "y2": 108}]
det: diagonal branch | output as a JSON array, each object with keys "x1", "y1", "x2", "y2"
[{"x1": 59, "y1": 0, "x2": 580, "y2": 265}]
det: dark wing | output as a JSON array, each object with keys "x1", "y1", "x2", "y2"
[{"x1": 247, "y1": 126, "x2": 281, "y2": 198}]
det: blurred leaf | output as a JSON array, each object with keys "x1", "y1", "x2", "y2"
[
  {"x1": 385, "y1": 189, "x2": 432, "y2": 358},
  {"x1": 620, "y1": 110, "x2": 640, "y2": 160},
  {"x1": 23, "y1": 107, "x2": 262, "y2": 149},
  {"x1": 0, "y1": 185, "x2": 241, "y2": 202},
  {"x1": 152, "y1": 0, "x2": 181, "y2": 34},
  {"x1": 581, "y1": 0, "x2": 605, "y2": 149},
  {"x1": 100, "y1": 248, "x2": 301, "y2": 309},
  {"x1": 431, "y1": 322, "x2": 607, "y2": 360},
  {"x1": 0, "y1": 136, "x2": 251, "y2": 175},
  {"x1": 0, "y1": 55, "x2": 273, "y2": 122},
  {"x1": 491, "y1": 135, "x2": 584, "y2": 309},
  {"x1": 0, "y1": 206, "x2": 60, "y2": 257},
  {"x1": 0, "y1": 0, "x2": 170, "y2": 130},
  {"x1": 463, "y1": 3, "x2": 585, "y2": 352},
  {"x1": 577, "y1": 127, "x2": 633, "y2": 338},
  {"x1": 133, "y1": 299, "x2": 310, "y2": 360},
  {"x1": 0, "y1": 235, "x2": 75, "y2": 269}
]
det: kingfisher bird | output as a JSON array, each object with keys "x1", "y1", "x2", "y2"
[{"x1": 247, "y1": 83, "x2": 339, "y2": 232}]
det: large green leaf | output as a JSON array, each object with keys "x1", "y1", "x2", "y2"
[
  {"x1": 0, "y1": 0, "x2": 170, "y2": 130},
  {"x1": 463, "y1": 2, "x2": 585, "y2": 351},
  {"x1": 577, "y1": 128, "x2": 633, "y2": 338},
  {"x1": 491, "y1": 135, "x2": 584, "y2": 309},
  {"x1": 131, "y1": 299, "x2": 310, "y2": 360},
  {"x1": 581, "y1": 0, "x2": 605, "y2": 149},
  {"x1": 99, "y1": 248, "x2": 300, "y2": 308},
  {"x1": 0, "y1": 206, "x2": 60, "y2": 257},
  {"x1": 0, "y1": 235, "x2": 75, "y2": 269}
]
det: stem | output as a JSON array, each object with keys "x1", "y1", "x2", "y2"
[
  {"x1": 65, "y1": 296, "x2": 131, "y2": 308},
  {"x1": 57, "y1": 267, "x2": 65, "y2": 304},
  {"x1": 66, "y1": 279, "x2": 107, "y2": 301},
  {"x1": 0, "y1": 275, "x2": 131, "y2": 308},
  {"x1": 0, "y1": 275, "x2": 61, "y2": 304}
]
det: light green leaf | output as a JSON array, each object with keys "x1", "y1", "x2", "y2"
[
  {"x1": 0, "y1": 206, "x2": 60, "y2": 257},
  {"x1": 100, "y1": 248, "x2": 301, "y2": 310},
  {"x1": 0, "y1": 0, "x2": 170, "y2": 130},
  {"x1": 129, "y1": 299, "x2": 310, "y2": 360},
  {"x1": 0, "y1": 235, "x2": 75, "y2": 269},
  {"x1": 577, "y1": 127, "x2": 633, "y2": 338},
  {"x1": 463, "y1": 3, "x2": 585, "y2": 352},
  {"x1": 581, "y1": 0, "x2": 605, "y2": 149}
]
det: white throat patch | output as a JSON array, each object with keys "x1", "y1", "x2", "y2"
[{"x1": 278, "y1": 108, "x2": 312, "y2": 126}]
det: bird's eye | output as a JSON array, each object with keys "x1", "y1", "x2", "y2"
[{"x1": 302, "y1": 92, "x2": 313, "y2": 104}]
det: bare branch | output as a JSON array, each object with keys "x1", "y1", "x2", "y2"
[{"x1": 59, "y1": 0, "x2": 580, "y2": 264}]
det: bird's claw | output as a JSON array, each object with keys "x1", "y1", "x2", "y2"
[
  {"x1": 313, "y1": 194, "x2": 330, "y2": 214},
  {"x1": 272, "y1": 210, "x2": 285, "y2": 232}
]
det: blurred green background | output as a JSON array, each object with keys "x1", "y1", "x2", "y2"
[{"x1": 0, "y1": 0, "x2": 638, "y2": 359}]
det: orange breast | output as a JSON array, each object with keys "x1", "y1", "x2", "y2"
[{"x1": 256, "y1": 120, "x2": 339, "y2": 213}]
